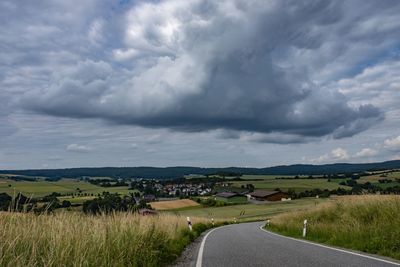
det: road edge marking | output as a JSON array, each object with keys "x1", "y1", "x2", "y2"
[
  {"x1": 195, "y1": 224, "x2": 232, "y2": 267},
  {"x1": 259, "y1": 225, "x2": 400, "y2": 266}
]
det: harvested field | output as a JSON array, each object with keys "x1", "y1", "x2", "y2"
[{"x1": 150, "y1": 199, "x2": 200, "y2": 210}]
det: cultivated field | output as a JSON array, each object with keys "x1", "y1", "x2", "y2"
[
  {"x1": 358, "y1": 171, "x2": 400, "y2": 183},
  {"x1": 57, "y1": 195, "x2": 97, "y2": 204},
  {"x1": 268, "y1": 195, "x2": 400, "y2": 260},
  {"x1": 168, "y1": 198, "x2": 329, "y2": 220},
  {"x1": 150, "y1": 199, "x2": 200, "y2": 210},
  {"x1": 230, "y1": 178, "x2": 350, "y2": 192},
  {"x1": 238, "y1": 175, "x2": 304, "y2": 180},
  {"x1": 0, "y1": 211, "x2": 216, "y2": 267},
  {"x1": 0, "y1": 178, "x2": 135, "y2": 198}
]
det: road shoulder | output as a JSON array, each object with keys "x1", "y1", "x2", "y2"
[{"x1": 171, "y1": 228, "x2": 210, "y2": 267}]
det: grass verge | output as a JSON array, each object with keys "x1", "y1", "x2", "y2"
[
  {"x1": 0, "y1": 211, "x2": 224, "y2": 266},
  {"x1": 267, "y1": 195, "x2": 400, "y2": 260}
]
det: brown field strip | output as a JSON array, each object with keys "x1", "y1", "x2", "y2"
[{"x1": 150, "y1": 199, "x2": 200, "y2": 210}]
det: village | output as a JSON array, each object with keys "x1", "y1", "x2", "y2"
[{"x1": 131, "y1": 178, "x2": 290, "y2": 205}]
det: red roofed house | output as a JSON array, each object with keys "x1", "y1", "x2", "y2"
[{"x1": 249, "y1": 190, "x2": 288, "y2": 201}]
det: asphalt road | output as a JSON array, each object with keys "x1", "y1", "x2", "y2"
[{"x1": 184, "y1": 222, "x2": 400, "y2": 267}]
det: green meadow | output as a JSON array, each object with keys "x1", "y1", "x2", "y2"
[{"x1": 167, "y1": 198, "x2": 329, "y2": 220}]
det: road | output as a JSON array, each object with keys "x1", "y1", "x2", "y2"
[{"x1": 176, "y1": 222, "x2": 400, "y2": 267}]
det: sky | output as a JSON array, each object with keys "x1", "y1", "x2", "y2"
[{"x1": 1, "y1": 0, "x2": 400, "y2": 169}]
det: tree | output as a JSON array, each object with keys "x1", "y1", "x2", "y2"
[
  {"x1": 0, "y1": 193, "x2": 12, "y2": 211},
  {"x1": 83, "y1": 192, "x2": 138, "y2": 214},
  {"x1": 62, "y1": 200, "x2": 71, "y2": 208},
  {"x1": 11, "y1": 193, "x2": 30, "y2": 211}
]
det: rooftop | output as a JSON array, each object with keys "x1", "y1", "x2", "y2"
[
  {"x1": 249, "y1": 190, "x2": 279, "y2": 198},
  {"x1": 215, "y1": 192, "x2": 238, "y2": 198}
]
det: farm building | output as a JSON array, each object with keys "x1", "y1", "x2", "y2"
[
  {"x1": 138, "y1": 208, "x2": 158, "y2": 216},
  {"x1": 249, "y1": 190, "x2": 288, "y2": 201},
  {"x1": 143, "y1": 194, "x2": 156, "y2": 202},
  {"x1": 215, "y1": 192, "x2": 247, "y2": 203}
]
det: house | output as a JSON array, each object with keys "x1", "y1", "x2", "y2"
[
  {"x1": 249, "y1": 190, "x2": 288, "y2": 201},
  {"x1": 215, "y1": 192, "x2": 247, "y2": 204},
  {"x1": 143, "y1": 194, "x2": 156, "y2": 202},
  {"x1": 138, "y1": 208, "x2": 158, "y2": 216}
]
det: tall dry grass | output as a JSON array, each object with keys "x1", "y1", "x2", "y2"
[
  {"x1": 0, "y1": 212, "x2": 214, "y2": 267},
  {"x1": 268, "y1": 195, "x2": 400, "y2": 260}
]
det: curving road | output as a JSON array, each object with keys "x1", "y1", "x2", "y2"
[{"x1": 175, "y1": 222, "x2": 400, "y2": 267}]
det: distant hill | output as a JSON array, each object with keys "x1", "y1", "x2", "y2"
[{"x1": 1, "y1": 160, "x2": 400, "y2": 180}]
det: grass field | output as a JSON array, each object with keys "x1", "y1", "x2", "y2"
[
  {"x1": 167, "y1": 198, "x2": 329, "y2": 220},
  {"x1": 0, "y1": 211, "x2": 218, "y2": 266},
  {"x1": 150, "y1": 199, "x2": 200, "y2": 210},
  {"x1": 230, "y1": 178, "x2": 350, "y2": 192},
  {"x1": 58, "y1": 195, "x2": 97, "y2": 204},
  {"x1": 236, "y1": 175, "x2": 303, "y2": 180},
  {"x1": 268, "y1": 195, "x2": 400, "y2": 260},
  {"x1": 358, "y1": 171, "x2": 400, "y2": 183},
  {"x1": 0, "y1": 178, "x2": 136, "y2": 198}
]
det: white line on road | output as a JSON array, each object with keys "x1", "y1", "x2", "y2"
[
  {"x1": 259, "y1": 226, "x2": 400, "y2": 266},
  {"x1": 196, "y1": 224, "x2": 232, "y2": 267}
]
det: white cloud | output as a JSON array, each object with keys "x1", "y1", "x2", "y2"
[
  {"x1": 355, "y1": 148, "x2": 378, "y2": 158},
  {"x1": 332, "y1": 60, "x2": 400, "y2": 109},
  {"x1": 384, "y1": 136, "x2": 400, "y2": 151},
  {"x1": 311, "y1": 146, "x2": 382, "y2": 163},
  {"x1": 312, "y1": 147, "x2": 349, "y2": 163},
  {"x1": 131, "y1": 143, "x2": 139, "y2": 149},
  {"x1": 331, "y1": 148, "x2": 350, "y2": 160},
  {"x1": 88, "y1": 19, "x2": 104, "y2": 44},
  {"x1": 66, "y1": 144, "x2": 92, "y2": 153},
  {"x1": 112, "y1": 48, "x2": 139, "y2": 61}
]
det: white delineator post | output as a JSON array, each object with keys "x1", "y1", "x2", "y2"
[
  {"x1": 234, "y1": 217, "x2": 237, "y2": 223},
  {"x1": 211, "y1": 218, "x2": 214, "y2": 226},
  {"x1": 266, "y1": 219, "x2": 270, "y2": 227},
  {"x1": 187, "y1": 217, "x2": 193, "y2": 231},
  {"x1": 303, "y1": 219, "x2": 308, "y2": 237}
]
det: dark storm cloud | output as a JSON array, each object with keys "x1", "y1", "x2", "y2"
[{"x1": 7, "y1": 0, "x2": 400, "y2": 142}]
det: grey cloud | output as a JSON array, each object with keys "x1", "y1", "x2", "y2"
[
  {"x1": 46, "y1": 156, "x2": 63, "y2": 161},
  {"x1": 241, "y1": 132, "x2": 318, "y2": 144},
  {"x1": 332, "y1": 104, "x2": 384, "y2": 139},
  {"x1": 0, "y1": 118, "x2": 17, "y2": 139},
  {"x1": 216, "y1": 130, "x2": 241, "y2": 140},
  {"x1": 0, "y1": 94, "x2": 18, "y2": 139},
  {"x1": 8, "y1": 0, "x2": 400, "y2": 143}
]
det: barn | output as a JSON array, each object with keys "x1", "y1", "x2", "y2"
[
  {"x1": 249, "y1": 190, "x2": 288, "y2": 201},
  {"x1": 215, "y1": 192, "x2": 248, "y2": 204},
  {"x1": 138, "y1": 208, "x2": 158, "y2": 216}
]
